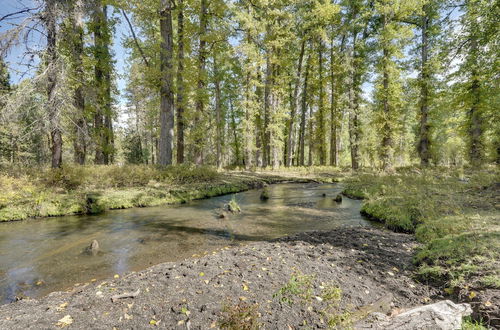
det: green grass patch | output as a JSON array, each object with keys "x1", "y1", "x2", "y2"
[
  {"x1": 0, "y1": 164, "x2": 316, "y2": 221},
  {"x1": 343, "y1": 166, "x2": 500, "y2": 292}
]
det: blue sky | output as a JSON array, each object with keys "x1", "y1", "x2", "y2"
[{"x1": 0, "y1": 0, "x2": 129, "y2": 105}]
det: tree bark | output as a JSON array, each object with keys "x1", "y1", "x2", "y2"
[
  {"x1": 194, "y1": 0, "x2": 208, "y2": 165},
  {"x1": 348, "y1": 32, "x2": 361, "y2": 170},
  {"x1": 468, "y1": 36, "x2": 482, "y2": 165},
  {"x1": 381, "y1": 44, "x2": 393, "y2": 171},
  {"x1": 92, "y1": 3, "x2": 113, "y2": 165},
  {"x1": 72, "y1": 0, "x2": 87, "y2": 165},
  {"x1": 317, "y1": 41, "x2": 326, "y2": 165},
  {"x1": 45, "y1": 0, "x2": 62, "y2": 168},
  {"x1": 230, "y1": 102, "x2": 242, "y2": 166},
  {"x1": 298, "y1": 54, "x2": 311, "y2": 166},
  {"x1": 214, "y1": 57, "x2": 223, "y2": 169},
  {"x1": 330, "y1": 36, "x2": 345, "y2": 167},
  {"x1": 243, "y1": 71, "x2": 253, "y2": 169},
  {"x1": 418, "y1": 5, "x2": 431, "y2": 166},
  {"x1": 286, "y1": 39, "x2": 305, "y2": 167},
  {"x1": 159, "y1": 0, "x2": 175, "y2": 166},
  {"x1": 263, "y1": 54, "x2": 272, "y2": 167},
  {"x1": 176, "y1": 0, "x2": 185, "y2": 164}
]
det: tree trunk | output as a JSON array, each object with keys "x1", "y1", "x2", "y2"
[
  {"x1": 298, "y1": 54, "x2": 311, "y2": 166},
  {"x1": 176, "y1": 0, "x2": 185, "y2": 164},
  {"x1": 263, "y1": 55, "x2": 272, "y2": 167},
  {"x1": 72, "y1": 0, "x2": 87, "y2": 165},
  {"x1": 159, "y1": 0, "x2": 175, "y2": 166},
  {"x1": 330, "y1": 36, "x2": 345, "y2": 167},
  {"x1": 469, "y1": 36, "x2": 482, "y2": 165},
  {"x1": 230, "y1": 101, "x2": 242, "y2": 166},
  {"x1": 214, "y1": 57, "x2": 223, "y2": 169},
  {"x1": 418, "y1": 6, "x2": 431, "y2": 166},
  {"x1": 92, "y1": 3, "x2": 113, "y2": 165},
  {"x1": 381, "y1": 45, "x2": 393, "y2": 171},
  {"x1": 348, "y1": 32, "x2": 361, "y2": 170},
  {"x1": 194, "y1": 0, "x2": 208, "y2": 165},
  {"x1": 243, "y1": 71, "x2": 253, "y2": 169},
  {"x1": 286, "y1": 39, "x2": 305, "y2": 167},
  {"x1": 317, "y1": 41, "x2": 326, "y2": 165},
  {"x1": 45, "y1": 0, "x2": 62, "y2": 168}
]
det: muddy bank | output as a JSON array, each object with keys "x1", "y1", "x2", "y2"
[{"x1": 0, "y1": 227, "x2": 442, "y2": 329}]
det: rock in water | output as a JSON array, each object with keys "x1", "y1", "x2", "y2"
[
  {"x1": 334, "y1": 194, "x2": 342, "y2": 203},
  {"x1": 357, "y1": 300, "x2": 472, "y2": 330},
  {"x1": 260, "y1": 188, "x2": 270, "y2": 201},
  {"x1": 85, "y1": 240, "x2": 100, "y2": 256}
]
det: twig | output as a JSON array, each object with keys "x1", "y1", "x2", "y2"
[{"x1": 111, "y1": 289, "x2": 141, "y2": 303}]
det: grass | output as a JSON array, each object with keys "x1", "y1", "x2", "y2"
[
  {"x1": 218, "y1": 301, "x2": 261, "y2": 330},
  {"x1": 462, "y1": 316, "x2": 488, "y2": 329},
  {"x1": 274, "y1": 273, "x2": 315, "y2": 305},
  {"x1": 0, "y1": 164, "x2": 310, "y2": 221},
  {"x1": 343, "y1": 166, "x2": 500, "y2": 293}
]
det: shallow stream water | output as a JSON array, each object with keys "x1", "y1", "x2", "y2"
[{"x1": 0, "y1": 183, "x2": 372, "y2": 303}]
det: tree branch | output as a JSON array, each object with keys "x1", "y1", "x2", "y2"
[
  {"x1": 121, "y1": 9, "x2": 150, "y2": 67},
  {"x1": 0, "y1": 6, "x2": 41, "y2": 23}
]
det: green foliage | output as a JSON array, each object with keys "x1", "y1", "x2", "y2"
[
  {"x1": 461, "y1": 316, "x2": 487, "y2": 330},
  {"x1": 0, "y1": 165, "x2": 243, "y2": 221},
  {"x1": 415, "y1": 232, "x2": 499, "y2": 287},
  {"x1": 344, "y1": 167, "x2": 500, "y2": 290},
  {"x1": 274, "y1": 273, "x2": 315, "y2": 305},
  {"x1": 227, "y1": 196, "x2": 241, "y2": 213}
]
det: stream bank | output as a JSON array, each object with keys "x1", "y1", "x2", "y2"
[
  {"x1": 0, "y1": 227, "x2": 440, "y2": 329},
  {"x1": 0, "y1": 168, "x2": 328, "y2": 222}
]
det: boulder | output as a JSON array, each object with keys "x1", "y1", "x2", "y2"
[
  {"x1": 357, "y1": 300, "x2": 472, "y2": 330},
  {"x1": 84, "y1": 240, "x2": 100, "y2": 256}
]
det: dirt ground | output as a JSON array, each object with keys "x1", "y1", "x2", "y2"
[{"x1": 0, "y1": 227, "x2": 444, "y2": 329}]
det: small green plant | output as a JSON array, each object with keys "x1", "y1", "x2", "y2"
[
  {"x1": 479, "y1": 275, "x2": 500, "y2": 289},
  {"x1": 321, "y1": 284, "x2": 342, "y2": 303},
  {"x1": 218, "y1": 301, "x2": 260, "y2": 330},
  {"x1": 227, "y1": 196, "x2": 241, "y2": 213},
  {"x1": 461, "y1": 316, "x2": 487, "y2": 330},
  {"x1": 326, "y1": 310, "x2": 352, "y2": 329},
  {"x1": 274, "y1": 273, "x2": 315, "y2": 305}
]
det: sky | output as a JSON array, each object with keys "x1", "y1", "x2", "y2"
[{"x1": 0, "y1": 0, "x2": 129, "y2": 106}]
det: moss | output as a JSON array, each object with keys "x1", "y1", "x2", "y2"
[
  {"x1": 345, "y1": 167, "x2": 500, "y2": 293},
  {"x1": 361, "y1": 199, "x2": 416, "y2": 233},
  {"x1": 415, "y1": 232, "x2": 500, "y2": 287},
  {"x1": 0, "y1": 166, "x2": 313, "y2": 221},
  {"x1": 0, "y1": 206, "x2": 30, "y2": 221}
]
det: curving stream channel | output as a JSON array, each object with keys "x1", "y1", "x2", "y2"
[{"x1": 0, "y1": 183, "x2": 373, "y2": 304}]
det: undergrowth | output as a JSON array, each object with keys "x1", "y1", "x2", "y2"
[
  {"x1": 0, "y1": 164, "x2": 283, "y2": 221},
  {"x1": 343, "y1": 166, "x2": 500, "y2": 294}
]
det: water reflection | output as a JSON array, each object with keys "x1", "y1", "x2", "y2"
[{"x1": 0, "y1": 183, "x2": 371, "y2": 303}]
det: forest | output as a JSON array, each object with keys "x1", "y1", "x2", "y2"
[
  {"x1": 0, "y1": 0, "x2": 498, "y2": 329},
  {"x1": 0, "y1": 0, "x2": 498, "y2": 169}
]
